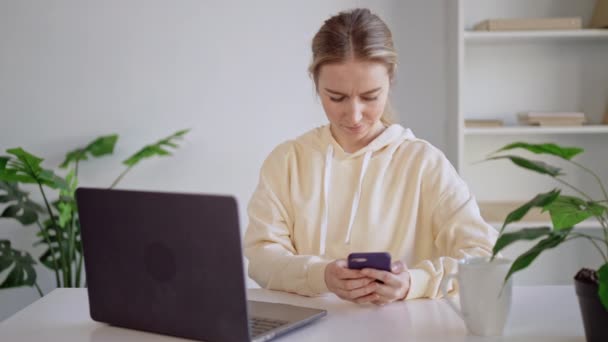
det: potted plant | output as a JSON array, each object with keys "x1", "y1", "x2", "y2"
[
  {"x1": 485, "y1": 142, "x2": 607, "y2": 342},
  {"x1": 0, "y1": 129, "x2": 189, "y2": 295}
]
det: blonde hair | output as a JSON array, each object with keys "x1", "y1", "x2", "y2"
[{"x1": 308, "y1": 8, "x2": 397, "y2": 125}]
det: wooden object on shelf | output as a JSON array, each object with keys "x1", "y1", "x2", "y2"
[
  {"x1": 478, "y1": 201, "x2": 551, "y2": 223},
  {"x1": 465, "y1": 119, "x2": 504, "y2": 128},
  {"x1": 518, "y1": 112, "x2": 587, "y2": 127},
  {"x1": 591, "y1": 0, "x2": 608, "y2": 28},
  {"x1": 474, "y1": 17, "x2": 582, "y2": 31}
]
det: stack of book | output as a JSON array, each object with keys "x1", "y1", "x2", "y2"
[
  {"x1": 464, "y1": 119, "x2": 504, "y2": 128},
  {"x1": 518, "y1": 112, "x2": 587, "y2": 127},
  {"x1": 591, "y1": 0, "x2": 608, "y2": 28},
  {"x1": 474, "y1": 17, "x2": 582, "y2": 31}
]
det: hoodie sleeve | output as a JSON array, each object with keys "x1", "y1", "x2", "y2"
[
  {"x1": 244, "y1": 142, "x2": 332, "y2": 296},
  {"x1": 405, "y1": 146, "x2": 498, "y2": 300}
]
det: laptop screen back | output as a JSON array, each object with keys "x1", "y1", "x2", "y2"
[{"x1": 76, "y1": 187, "x2": 250, "y2": 342}]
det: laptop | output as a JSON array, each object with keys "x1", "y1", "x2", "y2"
[{"x1": 76, "y1": 187, "x2": 326, "y2": 342}]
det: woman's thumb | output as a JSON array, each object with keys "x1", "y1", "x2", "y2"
[{"x1": 391, "y1": 260, "x2": 406, "y2": 273}]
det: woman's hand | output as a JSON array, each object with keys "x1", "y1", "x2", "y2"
[
  {"x1": 324, "y1": 259, "x2": 380, "y2": 304},
  {"x1": 360, "y1": 260, "x2": 411, "y2": 305}
]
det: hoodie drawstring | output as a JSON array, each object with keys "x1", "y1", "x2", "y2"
[
  {"x1": 319, "y1": 145, "x2": 333, "y2": 255},
  {"x1": 319, "y1": 146, "x2": 372, "y2": 255},
  {"x1": 344, "y1": 150, "x2": 372, "y2": 244}
]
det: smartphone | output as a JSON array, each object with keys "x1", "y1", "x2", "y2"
[{"x1": 347, "y1": 252, "x2": 391, "y2": 272}]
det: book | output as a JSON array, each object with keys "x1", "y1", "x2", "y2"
[
  {"x1": 523, "y1": 111, "x2": 586, "y2": 119},
  {"x1": 474, "y1": 17, "x2": 582, "y2": 31},
  {"x1": 518, "y1": 112, "x2": 587, "y2": 127},
  {"x1": 591, "y1": 0, "x2": 608, "y2": 29},
  {"x1": 465, "y1": 119, "x2": 504, "y2": 128}
]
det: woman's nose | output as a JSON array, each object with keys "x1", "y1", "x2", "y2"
[{"x1": 344, "y1": 100, "x2": 364, "y2": 123}]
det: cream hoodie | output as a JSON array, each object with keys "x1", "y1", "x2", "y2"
[{"x1": 244, "y1": 124, "x2": 497, "y2": 299}]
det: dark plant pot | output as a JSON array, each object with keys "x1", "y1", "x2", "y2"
[{"x1": 574, "y1": 278, "x2": 608, "y2": 342}]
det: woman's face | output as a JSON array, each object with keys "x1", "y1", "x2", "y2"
[{"x1": 317, "y1": 60, "x2": 390, "y2": 151}]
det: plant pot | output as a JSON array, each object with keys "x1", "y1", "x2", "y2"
[{"x1": 574, "y1": 278, "x2": 608, "y2": 342}]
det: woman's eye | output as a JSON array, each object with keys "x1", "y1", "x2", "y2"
[
  {"x1": 329, "y1": 96, "x2": 345, "y2": 102},
  {"x1": 362, "y1": 96, "x2": 378, "y2": 102}
]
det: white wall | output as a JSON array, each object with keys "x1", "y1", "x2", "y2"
[{"x1": 0, "y1": 0, "x2": 451, "y2": 321}]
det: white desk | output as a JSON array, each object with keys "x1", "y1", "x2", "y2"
[{"x1": 0, "y1": 286, "x2": 584, "y2": 342}]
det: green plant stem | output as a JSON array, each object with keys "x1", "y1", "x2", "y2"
[
  {"x1": 74, "y1": 158, "x2": 80, "y2": 178},
  {"x1": 67, "y1": 213, "x2": 78, "y2": 287},
  {"x1": 34, "y1": 282, "x2": 43, "y2": 297},
  {"x1": 554, "y1": 177, "x2": 593, "y2": 201},
  {"x1": 36, "y1": 221, "x2": 61, "y2": 287},
  {"x1": 567, "y1": 234, "x2": 608, "y2": 263},
  {"x1": 569, "y1": 160, "x2": 608, "y2": 203},
  {"x1": 75, "y1": 250, "x2": 84, "y2": 287},
  {"x1": 37, "y1": 183, "x2": 69, "y2": 287},
  {"x1": 71, "y1": 160, "x2": 81, "y2": 287},
  {"x1": 109, "y1": 166, "x2": 133, "y2": 189}
]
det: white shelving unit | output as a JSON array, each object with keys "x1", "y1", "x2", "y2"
[
  {"x1": 464, "y1": 29, "x2": 608, "y2": 43},
  {"x1": 465, "y1": 125, "x2": 608, "y2": 135},
  {"x1": 448, "y1": 0, "x2": 608, "y2": 212},
  {"x1": 447, "y1": 0, "x2": 608, "y2": 285}
]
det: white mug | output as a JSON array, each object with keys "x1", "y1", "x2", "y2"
[{"x1": 440, "y1": 256, "x2": 513, "y2": 336}]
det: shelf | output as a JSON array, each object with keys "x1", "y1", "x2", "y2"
[
  {"x1": 464, "y1": 29, "x2": 608, "y2": 44},
  {"x1": 465, "y1": 125, "x2": 608, "y2": 135},
  {"x1": 489, "y1": 220, "x2": 604, "y2": 230}
]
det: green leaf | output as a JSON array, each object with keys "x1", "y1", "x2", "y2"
[
  {"x1": 35, "y1": 219, "x2": 76, "y2": 271},
  {"x1": 6, "y1": 148, "x2": 43, "y2": 172},
  {"x1": 1, "y1": 148, "x2": 67, "y2": 190},
  {"x1": 57, "y1": 202, "x2": 72, "y2": 228},
  {"x1": 493, "y1": 142, "x2": 584, "y2": 160},
  {"x1": 500, "y1": 189, "x2": 561, "y2": 233},
  {"x1": 38, "y1": 238, "x2": 73, "y2": 271},
  {"x1": 504, "y1": 229, "x2": 572, "y2": 283},
  {"x1": 493, "y1": 227, "x2": 552, "y2": 257},
  {"x1": 488, "y1": 155, "x2": 562, "y2": 177},
  {"x1": 0, "y1": 181, "x2": 45, "y2": 225},
  {"x1": 0, "y1": 156, "x2": 8, "y2": 170},
  {"x1": 1, "y1": 205, "x2": 38, "y2": 225},
  {"x1": 38, "y1": 169, "x2": 68, "y2": 190},
  {"x1": 598, "y1": 263, "x2": 608, "y2": 311},
  {"x1": 60, "y1": 134, "x2": 118, "y2": 169},
  {"x1": 0, "y1": 240, "x2": 37, "y2": 288},
  {"x1": 0, "y1": 166, "x2": 37, "y2": 183},
  {"x1": 545, "y1": 196, "x2": 606, "y2": 231},
  {"x1": 122, "y1": 129, "x2": 190, "y2": 167}
]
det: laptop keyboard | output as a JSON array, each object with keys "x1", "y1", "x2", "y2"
[{"x1": 249, "y1": 317, "x2": 289, "y2": 337}]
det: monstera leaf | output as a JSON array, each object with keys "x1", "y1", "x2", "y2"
[
  {"x1": 122, "y1": 129, "x2": 189, "y2": 167},
  {"x1": 0, "y1": 148, "x2": 67, "y2": 190},
  {"x1": 0, "y1": 240, "x2": 37, "y2": 288},
  {"x1": 60, "y1": 134, "x2": 118, "y2": 168},
  {"x1": 0, "y1": 181, "x2": 45, "y2": 225}
]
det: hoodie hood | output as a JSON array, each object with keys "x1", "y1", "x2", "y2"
[
  {"x1": 299, "y1": 123, "x2": 416, "y2": 160},
  {"x1": 296, "y1": 124, "x2": 416, "y2": 255}
]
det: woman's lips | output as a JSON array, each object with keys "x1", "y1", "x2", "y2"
[{"x1": 344, "y1": 124, "x2": 364, "y2": 133}]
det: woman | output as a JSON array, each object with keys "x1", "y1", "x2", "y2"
[{"x1": 244, "y1": 8, "x2": 496, "y2": 305}]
